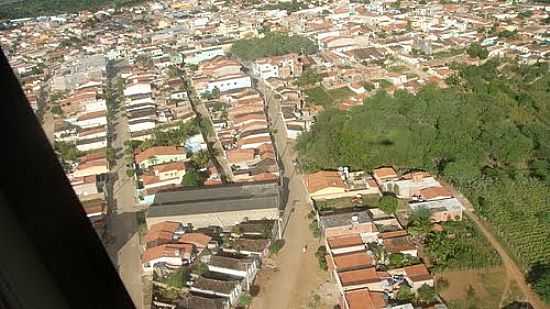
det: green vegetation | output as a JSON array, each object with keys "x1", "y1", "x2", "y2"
[
  {"x1": 378, "y1": 194, "x2": 399, "y2": 214},
  {"x1": 181, "y1": 169, "x2": 207, "y2": 187},
  {"x1": 417, "y1": 284, "x2": 437, "y2": 304},
  {"x1": 304, "y1": 86, "x2": 355, "y2": 108},
  {"x1": 315, "y1": 246, "x2": 328, "y2": 270},
  {"x1": 54, "y1": 141, "x2": 82, "y2": 162},
  {"x1": 387, "y1": 253, "x2": 420, "y2": 269},
  {"x1": 304, "y1": 87, "x2": 332, "y2": 107},
  {"x1": 527, "y1": 263, "x2": 550, "y2": 303},
  {"x1": 296, "y1": 68, "x2": 321, "y2": 87},
  {"x1": 50, "y1": 104, "x2": 63, "y2": 115},
  {"x1": 191, "y1": 262, "x2": 209, "y2": 275},
  {"x1": 238, "y1": 293, "x2": 253, "y2": 306},
  {"x1": 156, "y1": 268, "x2": 190, "y2": 289},
  {"x1": 258, "y1": 0, "x2": 307, "y2": 12},
  {"x1": 466, "y1": 43, "x2": 489, "y2": 60},
  {"x1": 137, "y1": 120, "x2": 200, "y2": 150},
  {"x1": 296, "y1": 60, "x2": 550, "y2": 298},
  {"x1": 425, "y1": 219, "x2": 501, "y2": 271},
  {"x1": 231, "y1": 32, "x2": 318, "y2": 61},
  {"x1": 269, "y1": 239, "x2": 285, "y2": 255},
  {"x1": 0, "y1": 0, "x2": 143, "y2": 19}
]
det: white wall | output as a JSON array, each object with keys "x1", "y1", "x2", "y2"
[
  {"x1": 207, "y1": 75, "x2": 252, "y2": 92},
  {"x1": 129, "y1": 120, "x2": 156, "y2": 133}
]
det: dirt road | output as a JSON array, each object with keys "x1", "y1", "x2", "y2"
[
  {"x1": 449, "y1": 185, "x2": 549, "y2": 309},
  {"x1": 250, "y1": 81, "x2": 329, "y2": 309}
]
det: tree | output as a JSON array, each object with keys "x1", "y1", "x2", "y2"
[
  {"x1": 396, "y1": 285, "x2": 414, "y2": 302},
  {"x1": 50, "y1": 104, "x2": 63, "y2": 115},
  {"x1": 315, "y1": 246, "x2": 328, "y2": 270},
  {"x1": 378, "y1": 194, "x2": 399, "y2": 214},
  {"x1": 408, "y1": 207, "x2": 432, "y2": 237},
  {"x1": 211, "y1": 86, "x2": 220, "y2": 99},
  {"x1": 527, "y1": 263, "x2": 550, "y2": 303},
  {"x1": 190, "y1": 151, "x2": 210, "y2": 169},
  {"x1": 417, "y1": 284, "x2": 437, "y2": 304},
  {"x1": 466, "y1": 43, "x2": 489, "y2": 60},
  {"x1": 182, "y1": 170, "x2": 204, "y2": 187}
]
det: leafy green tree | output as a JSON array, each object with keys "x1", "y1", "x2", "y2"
[
  {"x1": 466, "y1": 43, "x2": 489, "y2": 60},
  {"x1": 190, "y1": 151, "x2": 210, "y2": 169},
  {"x1": 396, "y1": 285, "x2": 414, "y2": 302},
  {"x1": 408, "y1": 208, "x2": 432, "y2": 237},
  {"x1": 417, "y1": 284, "x2": 437, "y2": 304},
  {"x1": 181, "y1": 170, "x2": 204, "y2": 187}
]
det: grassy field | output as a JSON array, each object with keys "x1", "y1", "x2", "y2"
[
  {"x1": 304, "y1": 86, "x2": 355, "y2": 108},
  {"x1": 438, "y1": 267, "x2": 513, "y2": 309}
]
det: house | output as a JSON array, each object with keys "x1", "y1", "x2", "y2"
[
  {"x1": 75, "y1": 110, "x2": 107, "y2": 129},
  {"x1": 319, "y1": 210, "x2": 376, "y2": 239},
  {"x1": 252, "y1": 53, "x2": 303, "y2": 80},
  {"x1": 304, "y1": 171, "x2": 345, "y2": 200},
  {"x1": 135, "y1": 146, "x2": 187, "y2": 169},
  {"x1": 142, "y1": 243, "x2": 195, "y2": 273},
  {"x1": 177, "y1": 293, "x2": 230, "y2": 309},
  {"x1": 146, "y1": 181, "x2": 280, "y2": 228},
  {"x1": 326, "y1": 234, "x2": 366, "y2": 255},
  {"x1": 372, "y1": 167, "x2": 398, "y2": 185},
  {"x1": 144, "y1": 221, "x2": 186, "y2": 248},
  {"x1": 140, "y1": 161, "x2": 187, "y2": 191},
  {"x1": 337, "y1": 267, "x2": 389, "y2": 292},
  {"x1": 233, "y1": 219, "x2": 280, "y2": 239},
  {"x1": 381, "y1": 172, "x2": 442, "y2": 198},
  {"x1": 207, "y1": 254, "x2": 259, "y2": 290},
  {"x1": 222, "y1": 238, "x2": 271, "y2": 258},
  {"x1": 178, "y1": 233, "x2": 212, "y2": 253},
  {"x1": 190, "y1": 276, "x2": 242, "y2": 306},
  {"x1": 408, "y1": 198, "x2": 464, "y2": 222},
  {"x1": 73, "y1": 155, "x2": 109, "y2": 178},
  {"x1": 206, "y1": 74, "x2": 252, "y2": 93},
  {"x1": 341, "y1": 288, "x2": 387, "y2": 309},
  {"x1": 383, "y1": 236, "x2": 417, "y2": 257},
  {"x1": 185, "y1": 134, "x2": 208, "y2": 154},
  {"x1": 328, "y1": 251, "x2": 376, "y2": 273},
  {"x1": 305, "y1": 170, "x2": 380, "y2": 201},
  {"x1": 184, "y1": 46, "x2": 226, "y2": 65},
  {"x1": 387, "y1": 264, "x2": 434, "y2": 292}
]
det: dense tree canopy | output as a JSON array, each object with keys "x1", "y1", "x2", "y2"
[
  {"x1": 231, "y1": 32, "x2": 318, "y2": 62},
  {"x1": 0, "y1": 0, "x2": 143, "y2": 19},
  {"x1": 296, "y1": 60, "x2": 550, "y2": 298}
]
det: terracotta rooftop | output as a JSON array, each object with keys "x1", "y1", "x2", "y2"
[
  {"x1": 149, "y1": 221, "x2": 181, "y2": 234},
  {"x1": 404, "y1": 264, "x2": 432, "y2": 282},
  {"x1": 338, "y1": 267, "x2": 385, "y2": 287},
  {"x1": 178, "y1": 233, "x2": 212, "y2": 248},
  {"x1": 135, "y1": 146, "x2": 184, "y2": 164},
  {"x1": 227, "y1": 148, "x2": 255, "y2": 163},
  {"x1": 345, "y1": 289, "x2": 386, "y2": 309},
  {"x1": 327, "y1": 234, "x2": 364, "y2": 249},
  {"x1": 332, "y1": 251, "x2": 375, "y2": 271},
  {"x1": 142, "y1": 243, "x2": 193, "y2": 263},
  {"x1": 418, "y1": 186, "x2": 453, "y2": 200},
  {"x1": 304, "y1": 170, "x2": 345, "y2": 194},
  {"x1": 153, "y1": 161, "x2": 186, "y2": 174},
  {"x1": 372, "y1": 167, "x2": 398, "y2": 180},
  {"x1": 383, "y1": 236, "x2": 416, "y2": 254}
]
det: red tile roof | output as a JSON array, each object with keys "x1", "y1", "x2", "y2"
[
  {"x1": 304, "y1": 171, "x2": 345, "y2": 194},
  {"x1": 332, "y1": 251, "x2": 375, "y2": 271},
  {"x1": 345, "y1": 289, "x2": 386, "y2": 309},
  {"x1": 338, "y1": 267, "x2": 383, "y2": 287},
  {"x1": 327, "y1": 234, "x2": 364, "y2": 249},
  {"x1": 178, "y1": 233, "x2": 212, "y2": 248},
  {"x1": 135, "y1": 146, "x2": 184, "y2": 164}
]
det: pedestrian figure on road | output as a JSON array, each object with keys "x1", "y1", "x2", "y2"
[{"x1": 303, "y1": 245, "x2": 307, "y2": 253}]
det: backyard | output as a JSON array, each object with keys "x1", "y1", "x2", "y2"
[{"x1": 304, "y1": 86, "x2": 355, "y2": 108}]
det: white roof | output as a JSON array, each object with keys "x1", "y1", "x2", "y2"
[
  {"x1": 124, "y1": 83, "x2": 152, "y2": 97},
  {"x1": 409, "y1": 198, "x2": 464, "y2": 212}
]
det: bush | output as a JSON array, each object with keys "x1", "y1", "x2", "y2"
[
  {"x1": 309, "y1": 220, "x2": 320, "y2": 238},
  {"x1": 315, "y1": 246, "x2": 328, "y2": 271},
  {"x1": 249, "y1": 285, "x2": 260, "y2": 297},
  {"x1": 270, "y1": 239, "x2": 286, "y2": 255},
  {"x1": 378, "y1": 194, "x2": 399, "y2": 214}
]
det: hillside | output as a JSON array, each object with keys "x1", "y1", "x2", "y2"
[{"x1": 296, "y1": 60, "x2": 550, "y2": 302}]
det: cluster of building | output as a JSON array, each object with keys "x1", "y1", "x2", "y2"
[
  {"x1": 142, "y1": 182, "x2": 282, "y2": 308},
  {"x1": 303, "y1": 167, "x2": 464, "y2": 309}
]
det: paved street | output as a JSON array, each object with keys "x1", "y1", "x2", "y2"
[
  {"x1": 104, "y1": 73, "x2": 145, "y2": 309},
  {"x1": 251, "y1": 81, "x2": 327, "y2": 309}
]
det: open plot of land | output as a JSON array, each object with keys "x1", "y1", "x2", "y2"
[
  {"x1": 305, "y1": 86, "x2": 355, "y2": 108},
  {"x1": 314, "y1": 194, "x2": 380, "y2": 210},
  {"x1": 438, "y1": 266, "x2": 525, "y2": 309}
]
